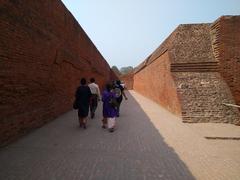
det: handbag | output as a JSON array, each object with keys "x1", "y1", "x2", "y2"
[{"x1": 109, "y1": 97, "x2": 118, "y2": 108}]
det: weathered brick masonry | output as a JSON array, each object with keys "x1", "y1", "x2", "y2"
[
  {"x1": 0, "y1": 0, "x2": 116, "y2": 146},
  {"x1": 211, "y1": 16, "x2": 240, "y2": 106},
  {"x1": 133, "y1": 16, "x2": 240, "y2": 125}
]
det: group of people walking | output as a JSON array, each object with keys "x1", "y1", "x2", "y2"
[{"x1": 73, "y1": 78, "x2": 127, "y2": 132}]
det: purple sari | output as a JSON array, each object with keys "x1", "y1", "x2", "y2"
[{"x1": 102, "y1": 90, "x2": 118, "y2": 118}]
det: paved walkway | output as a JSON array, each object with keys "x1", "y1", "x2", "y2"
[{"x1": 0, "y1": 91, "x2": 240, "y2": 180}]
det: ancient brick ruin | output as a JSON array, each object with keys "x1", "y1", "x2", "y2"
[
  {"x1": 0, "y1": 1, "x2": 239, "y2": 146},
  {"x1": 133, "y1": 16, "x2": 240, "y2": 125},
  {"x1": 0, "y1": 0, "x2": 116, "y2": 146}
]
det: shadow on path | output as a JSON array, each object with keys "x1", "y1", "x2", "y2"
[{"x1": 0, "y1": 91, "x2": 195, "y2": 180}]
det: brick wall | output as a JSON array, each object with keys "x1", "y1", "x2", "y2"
[
  {"x1": 211, "y1": 16, "x2": 240, "y2": 106},
  {"x1": 133, "y1": 18, "x2": 240, "y2": 125},
  {"x1": 170, "y1": 24, "x2": 216, "y2": 64},
  {"x1": 0, "y1": 0, "x2": 115, "y2": 146},
  {"x1": 134, "y1": 51, "x2": 182, "y2": 115}
]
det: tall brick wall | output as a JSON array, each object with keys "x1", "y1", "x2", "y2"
[
  {"x1": 211, "y1": 16, "x2": 240, "y2": 106},
  {"x1": 134, "y1": 51, "x2": 182, "y2": 115},
  {"x1": 170, "y1": 24, "x2": 239, "y2": 124},
  {"x1": 133, "y1": 17, "x2": 240, "y2": 125},
  {"x1": 0, "y1": 0, "x2": 116, "y2": 146}
]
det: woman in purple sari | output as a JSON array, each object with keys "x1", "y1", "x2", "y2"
[{"x1": 102, "y1": 84, "x2": 118, "y2": 132}]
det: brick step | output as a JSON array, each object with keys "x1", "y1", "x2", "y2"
[{"x1": 171, "y1": 62, "x2": 219, "y2": 72}]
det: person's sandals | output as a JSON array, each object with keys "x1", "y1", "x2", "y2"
[
  {"x1": 109, "y1": 128, "x2": 114, "y2": 132},
  {"x1": 102, "y1": 125, "x2": 106, "y2": 129}
]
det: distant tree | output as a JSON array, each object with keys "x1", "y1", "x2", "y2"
[
  {"x1": 120, "y1": 66, "x2": 134, "y2": 75},
  {"x1": 111, "y1": 66, "x2": 121, "y2": 77}
]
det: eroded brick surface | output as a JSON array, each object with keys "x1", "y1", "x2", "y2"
[{"x1": 211, "y1": 16, "x2": 240, "y2": 106}]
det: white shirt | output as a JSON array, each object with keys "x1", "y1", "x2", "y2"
[{"x1": 88, "y1": 83, "x2": 101, "y2": 97}]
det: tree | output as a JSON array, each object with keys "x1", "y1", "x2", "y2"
[
  {"x1": 111, "y1": 66, "x2": 121, "y2": 77},
  {"x1": 120, "y1": 66, "x2": 133, "y2": 75}
]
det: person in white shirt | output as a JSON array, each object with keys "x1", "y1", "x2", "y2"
[{"x1": 88, "y1": 78, "x2": 101, "y2": 118}]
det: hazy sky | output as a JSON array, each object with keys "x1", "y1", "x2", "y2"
[{"x1": 61, "y1": 0, "x2": 239, "y2": 68}]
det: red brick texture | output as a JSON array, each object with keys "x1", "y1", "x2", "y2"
[
  {"x1": 211, "y1": 16, "x2": 240, "y2": 106},
  {"x1": 0, "y1": 0, "x2": 116, "y2": 146},
  {"x1": 133, "y1": 16, "x2": 240, "y2": 125},
  {"x1": 134, "y1": 51, "x2": 182, "y2": 115}
]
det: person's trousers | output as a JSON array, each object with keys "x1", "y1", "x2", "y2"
[
  {"x1": 90, "y1": 94, "x2": 98, "y2": 114},
  {"x1": 108, "y1": 117, "x2": 116, "y2": 129}
]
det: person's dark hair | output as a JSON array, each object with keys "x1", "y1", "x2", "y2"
[
  {"x1": 90, "y1": 78, "x2": 95, "y2": 83},
  {"x1": 106, "y1": 83, "x2": 112, "y2": 92},
  {"x1": 80, "y1": 78, "x2": 87, "y2": 85},
  {"x1": 116, "y1": 80, "x2": 121, "y2": 85}
]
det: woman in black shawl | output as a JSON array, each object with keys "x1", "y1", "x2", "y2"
[{"x1": 75, "y1": 78, "x2": 91, "y2": 129}]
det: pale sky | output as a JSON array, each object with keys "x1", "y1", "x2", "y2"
[{"x1": 61, "y1": 0, "x2": 240, "y2": 69}]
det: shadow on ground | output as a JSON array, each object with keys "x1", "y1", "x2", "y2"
[{"x1": 0, "y1": 91, "x2": 195, "y2": 180}]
